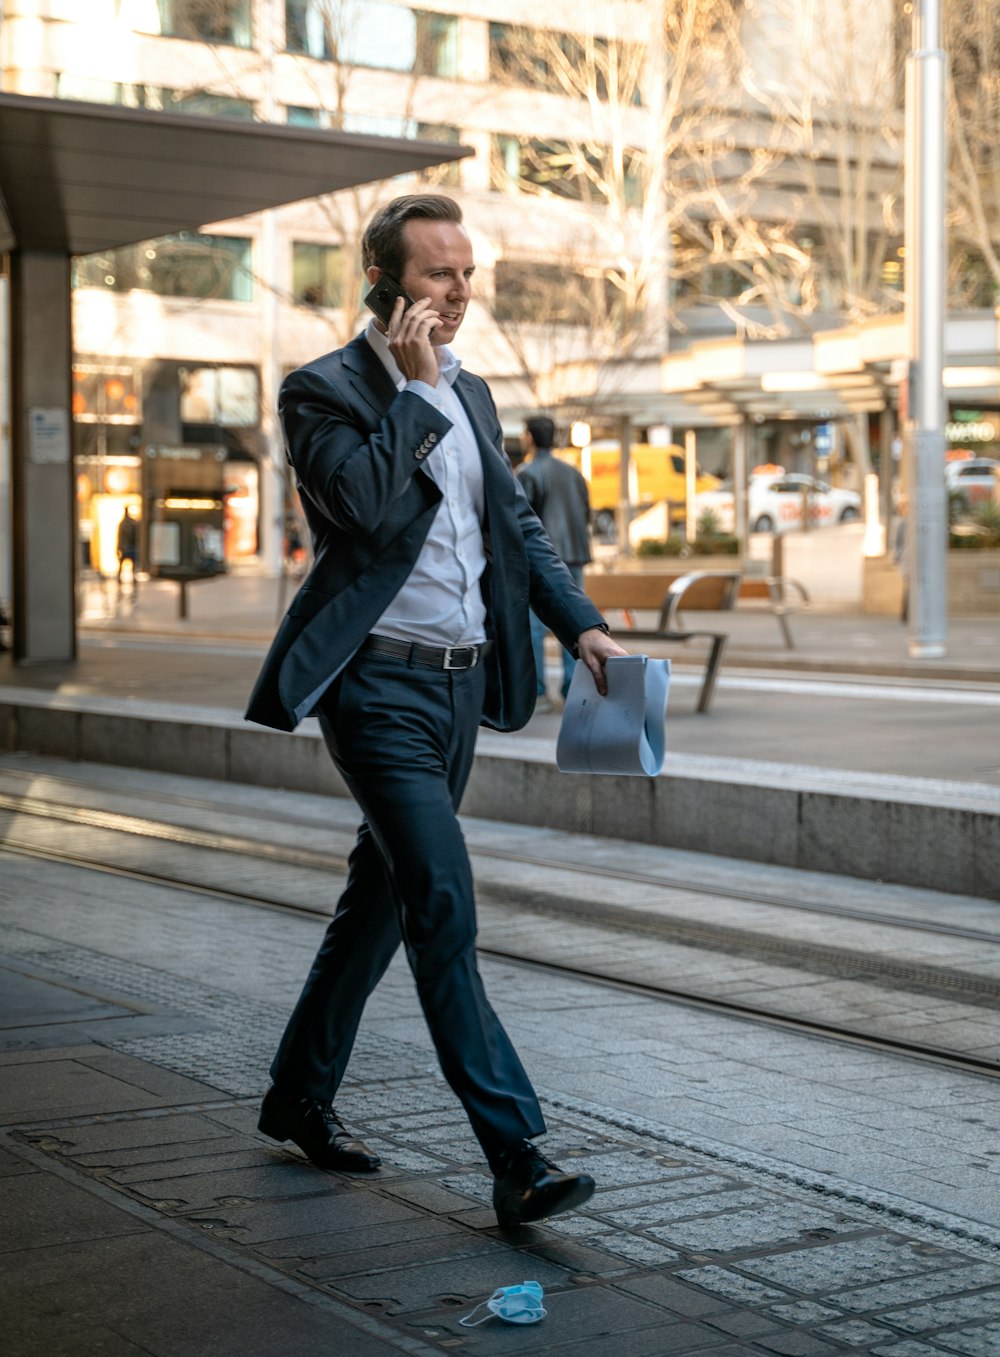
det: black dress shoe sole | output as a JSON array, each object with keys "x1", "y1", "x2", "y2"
[
  {"x1": 495, "y1": 1173, "x2": 595, "y2": 1228},
  {"x1": 258, "y1": 1112, "x2": 381, "y2": 1172}
]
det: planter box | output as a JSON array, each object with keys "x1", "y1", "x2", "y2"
[{"x1": 863, "y1": 550, "x2": 1000, "y2": 616}]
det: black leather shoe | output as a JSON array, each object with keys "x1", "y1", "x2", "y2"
[
  {"x1": 492, "y1": 1140, "x2": 595, "y2": 1228},
  {"x1": 258, "y1": 1086, "x2": 381, "y2": 1171}
]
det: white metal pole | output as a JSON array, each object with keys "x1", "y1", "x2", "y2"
[{"x1": 904, "y1": 0, "x2": 948, "y2": 657}]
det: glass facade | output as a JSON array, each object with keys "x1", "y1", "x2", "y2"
[{"x1": 74, "y1": 234, "x2": 254, "y2": 302}]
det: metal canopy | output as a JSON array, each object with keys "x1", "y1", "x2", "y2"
[{"x1": 0, "y1": 93, "x2": 471, "y2": 256}]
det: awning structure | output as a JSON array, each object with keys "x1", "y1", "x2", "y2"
[
  {"x1": 540, "y1": 310, "x2": 1000, "y2": 429},
  {"x1": 0, "y1": 92, "x2": 472, "y2": 255},
  {"x1": 1, "y1": 92, "x2": 472, "y2": 665}
]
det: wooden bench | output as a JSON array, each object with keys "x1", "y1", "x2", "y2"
[
  {"x1": 584, "y1": 569, "x2": 809, "y2": 649},
  {"x1": 590, "y1": 570, "x2": 742, "y2": 713}
]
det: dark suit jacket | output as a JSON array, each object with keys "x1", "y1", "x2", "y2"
[{"x1": 245, "y1": 334, "x2": 605, "y2": 733}]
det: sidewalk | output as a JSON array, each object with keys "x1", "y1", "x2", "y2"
[
  {"x1": 7, "y1": 766, "x2": 1000, "y2": 1357},
  {"x1": 75, "y1": 568, "x2": 1000, "y2": 684}
]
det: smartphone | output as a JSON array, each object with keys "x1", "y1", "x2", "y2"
[{"x1": 364, "y1": 274, "x2": 415, "y2": 326}]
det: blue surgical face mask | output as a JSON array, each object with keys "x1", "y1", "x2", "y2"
[{"x1": 460, "y1": 1280, "x2": 547, "y2": 1326}]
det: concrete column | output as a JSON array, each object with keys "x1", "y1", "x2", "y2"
[
  {"x1": 733, "y1": 417, "x2": 749, "y2": 553},
  {"x1": 9, "y1": 249, "x2": 76, "y2": 662}
]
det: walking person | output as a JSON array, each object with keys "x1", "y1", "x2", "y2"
[
  {"x1": 517, "y1": 416, "x2": 592, "y2": 711},
  {"x1": 115, "y1": 505, "x2": 139, "y2": 598},
  {"x1": 246, "y1": 194, "x2": 627, "y2": 1228}
]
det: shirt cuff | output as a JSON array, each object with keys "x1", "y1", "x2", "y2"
[{"x1": 404, "y1": 379, "x2": 441, "y2": 408}]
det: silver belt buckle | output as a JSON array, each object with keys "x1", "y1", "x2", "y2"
[{"x1": 443, "y1": 645, "x2": 476, "y2": 670}]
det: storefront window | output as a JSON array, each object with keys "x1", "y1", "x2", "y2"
[{"x1": 293, "y1": 243, "x2": 345, "y2": 307}]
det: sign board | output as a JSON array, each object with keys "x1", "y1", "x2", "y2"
[{"x1": 28, "y1": 407, "x2": 70, "y2": 465}]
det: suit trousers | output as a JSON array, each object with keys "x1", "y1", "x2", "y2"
[{"x1": 268, "y1": 647, "x2": 546, "y2": 1171}]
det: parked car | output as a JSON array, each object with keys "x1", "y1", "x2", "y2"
[
  {"x1": 945, "y1": 457, "x2": 1000, "y2": 511},
  {"x1": 695, "y1": 473, "x2": 862, "y2": 535}
]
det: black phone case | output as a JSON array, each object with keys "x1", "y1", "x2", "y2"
[{"x1": 364, "y1": 277, "x2": 413, "y2": 326}]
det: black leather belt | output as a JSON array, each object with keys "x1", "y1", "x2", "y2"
[{"x1": 361, "y1": 635, "x2": 494, "y2": 671}]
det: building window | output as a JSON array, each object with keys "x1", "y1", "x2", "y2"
[
  {"x1": 74, "y1": 233, "x2": 254, "y2": 302},
  {"x1": 416, "y1": 123, "x2": 462, "y2": 185},
  {"x1": 494, "y1": 260, "x2": 614, "y2": 326},
  {"x1": 491, "y1": 135, "x2": 641, "y2": 206},
  {"x1": 292, "y1": 242, "x2": 344, "y2": 307},
  {"x1": 415, "y1": 12, "x2": 458, "y2": 78},
  {"x1": 286, "y1": 1, "x2": 457, "y2": 76},
  {"x1": 55, "y1": 74, "x2": 254, "y2": 120},
  {"x1": 488, "y1": 23, "x2": 633, "y2": 103},
  {"x1": 151, "y1": 0, "x2": 253, "y2": 46}
]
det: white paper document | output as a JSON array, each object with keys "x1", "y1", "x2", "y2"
[{"x1": 555, "y1": 655, "x2": 670, "y2": 777}]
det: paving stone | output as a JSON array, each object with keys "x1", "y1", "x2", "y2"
[
  {"x1": 818, "y1": 1317, "x2": 896, "y2": 1346},
  {"x1": 257, "y1": 1214, "x2": 456, "y2": 1261},
  {"x1": 329, "y1": 1246, "x2": 568, "y2": 1314},
  {"x1": 589, "y1": 1233, "x2": 681, "y2": 1266},
  {"x1": 433, "y1": 1284, "x2": 700, "y2": 1353},
  {"x1": 107, "y1": 1147, "x2": 278, "y2": 1183},
  {"x1": 381, "y1": 1176, "x2": 489, "y2": 1214},
  {"x1": 299, "y1": 1229, "x2": 505, "y2": 1281},
  {"x1": 197, "y1": 1185, "x2": 418, "y2": 1245},
  {"x1": 768, "y1": 1301, "x2": 843, "y2": 1324},
  {"x1": 878, "y1": 1292, "x2": 1000, "y2": 1332},
  {"x1": 751, "y1": 1333, "x2": 839, "y2": 1356},
  {"x1": 517, "y1": 1235, "x2": 635, "y2": 1278},
  {"x1": 648, "y1": 1203, "x2": 854, "y2": 1253},
  {"x1": 606, "y1": 1188, "x2": 776, "y2": 1228},
  {"x1": 916, "y1": 1324, "x2": 1000, "y2": 1356},
  {"x1": 615, "y1": 1273, "x2": 732, "y2": 1317},
  {"x1": 871, "y1": 1344, "x2": 955, "y2": 1357},
  {"x1": 675, "y1": 1264, "x2": 790, "y2": 1306},
  {"x1": 832, "y1": 1262, "x2": 1000, "y2": 1313},
  {"x1": 27, "y1": 1113, "x2": 239, "y2": 1156},
  {"x1": 0, "y1": 1174, "x2": 146, "y2": 1252},
  {"x1": 124, "y1": 1161, "x2": 339, "y2": 1210},
  {"x1": 0, "y1": 1144, "x2": 35, "y2": 1177},
  {"x1": 739, "y1": 1237, "x2": 968, "y2": 1293},
  {"x1": 0, "y1": 1228, "x2": 398, "y2": 1357}
]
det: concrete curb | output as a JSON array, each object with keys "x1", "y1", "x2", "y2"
[{"x1": 2, "y1": 686, "x2": 997, "y2": 901}]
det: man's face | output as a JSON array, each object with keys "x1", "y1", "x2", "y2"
[{"x1": 397, "y1": 219, "x2": 475, "y2": 347}]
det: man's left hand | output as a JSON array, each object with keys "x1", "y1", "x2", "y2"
[{"x1": 577, "y1": 626, "x2": 629, "y2": 697}]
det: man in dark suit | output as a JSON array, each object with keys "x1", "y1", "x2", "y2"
[
  {"x1": 246, "y1": 194, "x2": 626, "y2": 1229},
  {"x1": 517, "y1": 415, "x2": 593, "y2": 712}
]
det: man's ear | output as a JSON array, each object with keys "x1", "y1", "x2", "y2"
[{"x1": 365, "y1": 265, "x2": 381, "y2": 285}]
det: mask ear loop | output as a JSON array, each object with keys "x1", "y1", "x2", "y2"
[{"x1": 459, "y1": 1295, "x2": 501, "y2": 1327}]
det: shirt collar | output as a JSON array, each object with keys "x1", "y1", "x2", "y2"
[{"x1": 365, "y1": 319, "x2": 462, "y2": 390}]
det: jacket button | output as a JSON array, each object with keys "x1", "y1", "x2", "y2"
[{"x1": 428, "y1": 432, "x2": 438, "y2": 444}]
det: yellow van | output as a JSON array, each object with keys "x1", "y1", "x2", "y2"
[{"x1": 555, "y1": 442, "x2": 721, "y2": 534}]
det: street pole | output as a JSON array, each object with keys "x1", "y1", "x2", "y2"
[{"x1": 903, "y1": 0, "x2": 948, "y2": 657}]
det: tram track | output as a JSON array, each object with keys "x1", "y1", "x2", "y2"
[
  {"x1": 1, "y1": 776, "x2": 998, "y2": 947},
  {"x1": 3, "y1": 785, "x2": 1000, "y2": 1081}
]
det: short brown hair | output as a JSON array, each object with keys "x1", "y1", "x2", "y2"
[{"x1": 361, "y1": 195, "x2": 463, "y2": 280}]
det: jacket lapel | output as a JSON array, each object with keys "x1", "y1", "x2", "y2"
[{"x1": 341, "y1": 332, "x2": 399, "y2": 418}]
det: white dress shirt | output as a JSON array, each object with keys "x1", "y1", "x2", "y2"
[{"x1": 365, "y1": 321, "x2": 488, "y2": 646}]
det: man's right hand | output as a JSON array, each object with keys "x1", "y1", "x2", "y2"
[{"x1": 387, "y1": 296, "x2": 441, "y2": 387}]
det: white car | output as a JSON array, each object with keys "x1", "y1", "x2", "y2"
[
  {"x1": 695, "y1": 473, "x2": 862, "y2": 535},
  {"x1": 945, "y1": 458, "x2": 1000, "y2": 510}
]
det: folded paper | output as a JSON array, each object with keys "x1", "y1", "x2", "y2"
[{"x1": 556, "y1": 655, "x2": 670, "y2": 777}]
